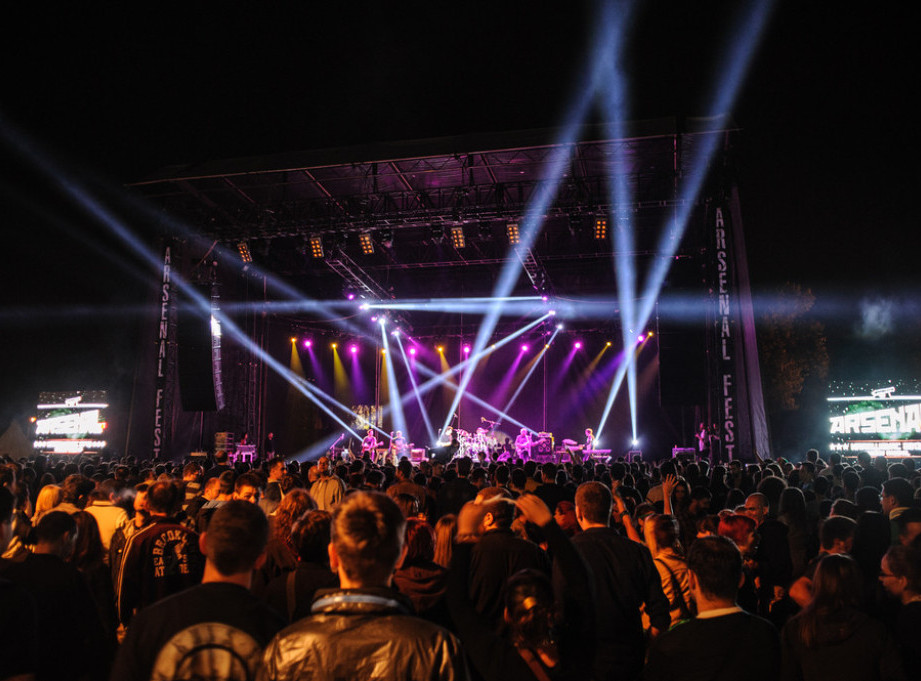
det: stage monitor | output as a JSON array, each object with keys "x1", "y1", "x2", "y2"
[
  {"x1": 826, "y1": 380, "x2": 921, "y2": 456},
  {"x1": 33, "y1": 390, "x2": 109, "y2": 454}
]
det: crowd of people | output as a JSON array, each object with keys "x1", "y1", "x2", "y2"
[{"x1": 1, "y1": 445, "x2": 919, "y2": 681}]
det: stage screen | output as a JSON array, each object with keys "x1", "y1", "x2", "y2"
[
  {"x1": 827, "y1": 380, "x2": 921, "y2": 456},
  {"x1": 33, "y1": 390, "x2": 109, "y2": 454}
]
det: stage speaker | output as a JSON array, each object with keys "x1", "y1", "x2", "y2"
[
  {"x1": 178, "y1": 286, "x2": 225, "y2": 412},
  {"x1": 658, "y1": 328, "x2": 706, "y2": 406}
]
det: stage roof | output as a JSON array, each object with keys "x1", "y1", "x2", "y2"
[{"x1": 130, "y1": 117, "x2": 734, "y2": 336}]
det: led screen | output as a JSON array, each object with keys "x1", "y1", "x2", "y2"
[
  {"x1": 33, "y1": 390, "x2": 108, "y2": 454},
  {"x1": 827, "y1": 380, "x2": 921, "y2": 455}
]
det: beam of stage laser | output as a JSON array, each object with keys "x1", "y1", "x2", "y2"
[
  {"x1": 633, "y1": 0, "x2": 775, "y2": 345},
  {"x1": 410, "y1": 352, "x2": 534, "y2": 438},
  {"x1": 2, "y1": 125, "x2": 365, "y2": 445},
  {"x1": 596, "y1": 0, "x2": 641, "y2": 445},
  {"x1": 388, "y1": 315, "x2": 549, "y2": 429},
  {"x1": 440, "y1": 11, "x2": 621, "y2": 437},
  {"x1": 380, "y1": 322, "x2": 409, "y2": 446},
  {"x1": 495, "y1": 328, "x2": 559, "y2": 431},
  {"x1": 395, "y1": 334, "x2": 436, "y2": 446}
]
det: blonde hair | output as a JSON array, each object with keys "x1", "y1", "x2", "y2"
[{"x1": 33, "y1": 484, "x2": 63, "y2": 523}]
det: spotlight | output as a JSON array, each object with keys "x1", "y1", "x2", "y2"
[
  {"x1": 606, "y1": 341, "x2": 612, "y2": 347},
  {"x1": 290, "y1": 337, "x2": 296, "y2": 343},
  {"x1": 637, "y1": 334, "x2": 645, "y2": 343},
  {"x1": 370, "y1": 316, "x2": 378, "y2": 322},
  {"x1": 304, "y1": 340, "x2": 312, "y2": 348},
  {"x1": 309, "y1": 235, "x2": 324, "y2": 258},
  {"x1": 647, "y1": 331, "x2": 654, "y2": 337},
  {"x1": 350, "y1": 345, "x2": 358, "y2": 354},
  {"x1": 548, "y1": 310, "x2": 556, "y2": 316},
  {"x1": 556, "y1": 323, "x2": 563, "y2": 330},
  {"x1": 346, "y1": 291, "x2": 356, "y2": 301},
  {"x1": 331, "y1": 342, "x2": 338, "y2": 349},
  {"x1": 409, "y1": 347, "x2": 417, "y2": 356},
  {"x1": 521, "y1": 344, "x2": 529, "y2": 352},
  {"x1": 237, "y1": 241, "x2": 253, "y2": 263},
  {"x1": 450, "y1": 226, "x2": 465, "y2": 248},
  {"x1": 391, "y1": 329, "x2": 400, "y2": 337},
  {"x1": 463, "y1": 345, "x2": 471, "y2": 354},
  {"x1": 632, "y1": 438, "x2": 639, "y2": 447},
  {"x1": 506, "y1": 222, "x2": 520, "y2": 245},
  {"x1": 437, "y1": 346, "x2": 445, "y2": 353},
  {"x1": 378, "y1": 317, "x2": 387, "y2": 325},
  {"x1": 593, "y1": 218, "x2": 607, "y2": 240},
  {"x1": 574, "y1": 341, "x2": 582, "y2": 349},
  {"x1": 381, "y1": 349, "x2": 386, "y2": 355},
  {"x1": 358, "y1": 232, "x2": 374, "y2": 255},
  {"x1": 541, "y1": 295, "x2": 549, "y2": 302}
]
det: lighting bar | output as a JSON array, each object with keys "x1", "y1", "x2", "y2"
[
  {"x1": 506, "y1": 222, "x2": 520, "y2": 244},
  {"x1": 593, "y1": 218, "x2": 607, "y2": 240},
  {"x1": 450, "y1": 226, "x2": 465, "y2": 249},
  {"x1": 236, "y1": 241, "x2": 252, "y2": 263},
  {"x1": 358, "y1": 232, "x2": 374, "y2": 255},
  {"x1": 309, "y1": 235, "x2": 324, "y2": 258}
]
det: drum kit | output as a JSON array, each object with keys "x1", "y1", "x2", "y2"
[{"x1": 453, "y1": 426, "x2": 498, "y2": 459}]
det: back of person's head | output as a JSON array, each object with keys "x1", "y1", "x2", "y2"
[
  {"x1": 855, "y1": 486, "x2": 882, "y2": 512},
  {"x1": 541, "y1": 462, "x2": 557, "y2": 481},
  {"x1": 717, "y1": 513, "x2": 757, "y2": 548},
  {"x1": 146, "y1": 480, "x2": 181, "y2": 515},
  {"x1": 214, "y1": 450, "x2": 229, "y2": 465},
  {"x1": 0, "y1": 486, "x2": 13, "y2": 529},
  {"x1": 688, "y1": 536, "x2": 742, "y2": 601},
  {"x1": 820, "y1": 515, "x2": 857, "y2": 551},
  {"x1": 291, "y1": 510, "x2": 332, "y2": 564},
  {"x1": 779, "y1": 487, "x2": 807, "y2": 523},
  {"x1": 829, "y1": 498, "x2": 859, "y2": 520},
  {"x1": 395, "y1": 493, "x2": 420, "y2": 519},
  {"x1": 273, "y1": 488, "x2": 316, "y2": 542},
  {"x1": 217, "y1": 470, "x2": 236, "y2": 496},
  {"x1": 456, "y1": 457, "x2": 473, "y2": 477},
  {"x1": 652, "y1": 514, "x2": 680, "y2": 550},
  {"x1": 182, "y1": 462, "x2": 203, "y2": 480},
  {"x1": 505, "y1": 569, "x2": 556, "y2": 651},
  {"x1": 495, "y1": 465, "x2": 510, "y2": 486},
  {"x1": 887, "y1": 462, "x2": 909, "y2": 480},
  {"x1": 403, "y1": 518, "x2": 436, "y2": 563},
  {"x1": 397, "y1": 458, "x2": 413, "y2": 479},
  {"x1": 482, "y1": 497, "x2": 516, "y2": 530},
  {"x1": 33, "y1": 510, "x2": 77, "y2": 546},
  {"x1": 756, "y1": 475, "x2": 787, "y2": 513},
  {"x1": 205, "y1": 500, "x2": 268, "y2": 575},
  {"x1": 331, "y1": 491, "x2": 405, "y2": 586},
  {"x1": 71, "y1": 510, "x2": 105, "y2": 569},
  {"x1": 575, "y1": 481, "x2": 612, "y2": 525},
  {"x1": 806, "y1": 449, "x2": 819, "y2": 463},
  {"x1": 61, "y1": 473, "x2": 94, "y2": 507},
  {"x1": 805, "y1": 554, "x2": 863, "y2": 634},
  {"x1": 510, "y1": 468, "x2": 526, "y2": 489}
]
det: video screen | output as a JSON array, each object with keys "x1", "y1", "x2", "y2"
[
  {"x1": 827, "y1": 379, "x2": 921, "y2": 455},
  {"x1": 33, "y1": 390, "x2": 109, "y2": 455}
]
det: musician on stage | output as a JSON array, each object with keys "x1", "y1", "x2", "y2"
[
  {"x1": 584, "y1": 428, "x2": 594, "y2": 451},
  {"x1": 515, "y1": 427, "x2": 538, "y2": 461},
  {"x1": 361, "y1": 429, "x2": 378, "y2": 460},
  {"x1": 389, "y1": 430, "x2": 407, "y2": 464},
  {"x1": 696, "y1": 422, "x2": 708, "y2": 455}
]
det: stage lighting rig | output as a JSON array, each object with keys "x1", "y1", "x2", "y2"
[
  {"x1": 236, "y1": 241, "x2": 253, "y2": 263},
  {"x1": 450, "y1": 226, "x2": 466, "y2": 249},
  {"x1": 593, "y1": 218, "x2": 607, "y2": 240},
  {"x1": 308, "y1": 235, "x2": 324, "y2": 258},
  {"x1": 358, "y1": 232, "x2": 374, "y2": 255},
  {"x1": 506, "y1": 222, "x2": 520, "y2": 244}
]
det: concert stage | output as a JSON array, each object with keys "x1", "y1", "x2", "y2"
[{"x1": 126, "y1": 122, "x2": 768, "y2": 462}]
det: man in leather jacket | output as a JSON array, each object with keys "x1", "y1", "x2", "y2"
[{"x1": 259, "y1": 491, "x2": 469, "y2": 680}]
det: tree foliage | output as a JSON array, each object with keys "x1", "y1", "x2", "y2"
[{"x1": 758, "y1": 283, "x2": 829, "y2": 411}]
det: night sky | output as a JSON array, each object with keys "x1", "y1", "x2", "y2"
[{"x1": 2, "y1": 2, "x2": 918, "y2": 436}]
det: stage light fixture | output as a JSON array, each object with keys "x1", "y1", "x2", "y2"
[
  {"x1": 290, "y1": 337, "x2": 296, "y2": 343},
  {"x1": 331, "y1": 342, "x2": 338, "y2": 349},
  {"x1": 437, "y1": 346, "x2": 445, "y2": 353},
  {"x1": 593, "y1": 218, "x2": 607, "y2": 240},
  {"x1": 379, "y1": 229, "x2": 393, "y2": 248},
  {"x1": 506, "y1": 222, "x2": 520, "y2": 245},
  {"x1": 430, "y1": 226, "x2": 445, "y2": 243},
  {"x1": 556, "y1": 323, "x2": 564, "y2": 330},
  {"x1": 479, "y1": 223, "x2": 493, "y2": 241},
  {"x1": 304, "y1": 340, "x2": 312, "y2": 348},
  {"x1": 521, "y1": 344, "x2": 529, "y2": 352},
  {"x1": 574, "y1": 341, "x2": 583, "y2": 349},
  {"x1": 350, "y1": 345, "x2": 358, "y2": 354},
  {"x1": 358, "y1": 232, "x2": 374, "y2": 255},
  {"x1": 409, "y1": 347, "x2": 417, "y2": 356},
  {"x1": 237, "y1": 241, "x2": 253, "y2": 263},
  {"x1": 450, "y1": 226, "x2": 465, "y2": 248},
  {"x1": 606, "y1": 341, "x2": 612, "y2": 346},
  {"x1": 309, "y1": 235, "x2": 324, "y2": 258},
  {"x1": 463, "y1": 345, "x2": 471, "y2": 354}
]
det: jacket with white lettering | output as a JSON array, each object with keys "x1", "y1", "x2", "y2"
[{"x1": 116, "y1": 516, "x2": 204, "y2": 625}]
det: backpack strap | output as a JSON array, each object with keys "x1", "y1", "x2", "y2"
[{"x1": 655, "y1": 557, "x2": 693, "y2": 621}]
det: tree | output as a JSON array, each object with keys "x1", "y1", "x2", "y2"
[{"x1": 758, "y1": 283, "x2": 829, "y2": 412}]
